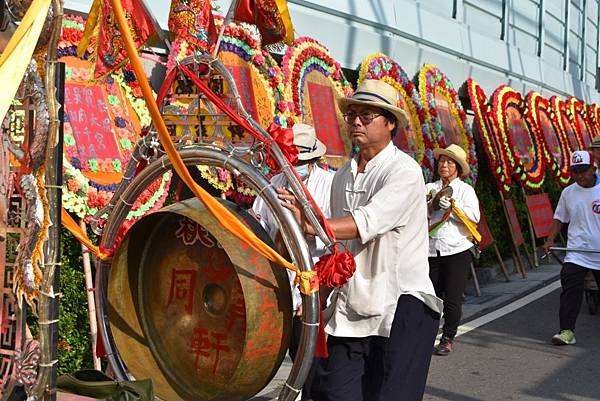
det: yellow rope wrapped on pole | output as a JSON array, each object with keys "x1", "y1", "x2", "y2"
[
  {"x1": 451, "y1": 202, "x2": 482, "y2": 244},
  {"x1": 107, "y1": 0, "x2": 317, "y2": 295}
]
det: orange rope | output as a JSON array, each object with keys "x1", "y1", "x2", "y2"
[{"x1": 107, "y1": 0, "x2": 317, "y2": 294}]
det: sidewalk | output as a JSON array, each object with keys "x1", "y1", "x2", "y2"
[{"x1": 249, "y1": 257, "x2": 563, "y2": 401}]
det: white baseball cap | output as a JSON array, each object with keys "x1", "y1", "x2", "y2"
[{"x1": 570, "y1": 150, "x2": 593, "y2": 172}]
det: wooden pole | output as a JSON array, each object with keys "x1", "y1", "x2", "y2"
[
  {"x1": 80, "y1": 220, "x2": 100, "y2": 370},
  {"x1": 493, "y1": 242, "x2": 511, "y2": 282},
  {"x1": 520, "y1": 186, "x2": 539, "y2": 268},
  {"x1": 499, "y1": 190, "x2": 527, "y2": 278}
]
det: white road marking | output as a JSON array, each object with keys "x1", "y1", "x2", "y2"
[{"x1": 453, "y1": 280, "x2": 561, "y2": 338}]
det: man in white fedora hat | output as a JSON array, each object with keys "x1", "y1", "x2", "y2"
[
  {"x1": 252, "y1": 122, "x2": 332, "y2": 401},
  {"x1": 426, "y1": 144, "x2": 480, "y2": 356},
  {"x1": 278, "y1": 79, "x2": 442, "y2": 401}
]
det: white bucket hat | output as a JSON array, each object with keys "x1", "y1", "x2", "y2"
[
  {"x1": 293, "y1": 123, "x2": 327, "y2": 161},
  {"x1": 337, "y1": 79, "x2": 409, "y2": 128},
  {"x1": 433, "y1": 144, "x2": 471, "y2": 176}
]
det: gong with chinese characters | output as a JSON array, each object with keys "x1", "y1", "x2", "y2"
[{"x1": 108, "y1": 198, "x2": 292, "y2": 401}]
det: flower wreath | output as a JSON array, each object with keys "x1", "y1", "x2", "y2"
[
  {"x1": 550, "y1": 96, "x2": 582, "y2": 154},
  {"x1": 524, "y1": 92, "x2": 570, "y2": 186},
  {"x1": 586, "y1": 103, "x2": 600, "y2": 138},
  {"x1": 59, "y1": 14, "x2": 94, "y2": 60},
  {"x1": 358, "y1": 53, "x2": 434, "y2": 179},
  {"x1": 566, "y1": 97, "x2": 593, "y2": 149},
  {"x1": 219, "y1": 21, "x2": 292, "y2": 128},
  {"x1": 281, "y1": 37, "x2": 353, "y2": 121},
  {"x1": 417, "y1": 64, "x2": 478, "y2": 182},
  {"x1": 465, "y1": 79, "x2": 511, "y2": 193},
  {"x1": 489, "y1": 85, "x2": 545, "y2": 190}
]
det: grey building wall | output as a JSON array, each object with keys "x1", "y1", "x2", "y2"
[{"x1": 63, "y1": 0, "x2": 600, "y2": 102}]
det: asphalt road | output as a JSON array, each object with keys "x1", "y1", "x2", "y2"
[{"x1": 424, "y1": 287, "x2": 600, "y2": 401}]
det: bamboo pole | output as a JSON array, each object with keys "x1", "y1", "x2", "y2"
[{"x1": 80, "y1": 220, "x2": 100, "y2": 370}]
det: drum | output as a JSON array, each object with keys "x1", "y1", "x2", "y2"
[{"x1": 108, "y1": 197, "x2": 293, "y2": 401}]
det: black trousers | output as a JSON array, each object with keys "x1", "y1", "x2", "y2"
[
  {"x1": 312, "y1": 295, "x2": 440, "y2": 401},
  {"x1": 559, "y1": 262, "x2": 600, "y2": 330},
  {"x1": 428, "y1": 249, "x2": 472, "y2": 340},
  {"x1": 288, "y1": 316, "x2": 318, "y2": 400}
]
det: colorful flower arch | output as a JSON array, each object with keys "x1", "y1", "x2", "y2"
[
  {"x1": 219, "y1": 22, "x2": 292, "y2": 128},
  {"x1": 566, "y1": 97, "x2": 594, "y2": 149},
  {"x1": 358, "y1": 53, "x2": 434, "y2": 180},
  {"x1": 524, "y1": 92, "x2": 570, "y2": 186},
  {"x1": 418, "y1": 64, "x2": 478, "y2": 182},
  {"x1": 282, "y1": 37, "x2": 353, "y2": 118},
  {"x1": 550, "y1": 96, "x2": 583, "y2": 153},
  {"x1": 490, "y1": 85, "x2": 545, "y2": 190},
  {"x1": 281, "y1": 37, "x2": 353, "y2": 163},
  {"x1": 465, "y1": 79, "x2": 511, "y2": 193}
]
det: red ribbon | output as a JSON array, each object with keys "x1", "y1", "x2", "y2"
[{"x1": 266, "y1": 123, "x2": 298, "y2": 171}]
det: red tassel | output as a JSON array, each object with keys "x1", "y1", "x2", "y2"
[
  {"x1": 315, "y1": 307, "x2": 328, "y2": 358},
  {"x1": 314, "y1": 245, "x2": 356, "y2": 288}
]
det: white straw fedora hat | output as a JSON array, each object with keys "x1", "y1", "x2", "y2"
[
  {"x1": 433, "y1": 144, "x2": 471, "y2": 176},
  {"x1": 292, "y1": 123, "x2": 327, "y2": 161},
  {"x1": 337, "y1": 79, "x2": 409, "y2": 128}
]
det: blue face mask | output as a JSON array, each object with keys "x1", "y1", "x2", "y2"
[{"x1": 295, "y1": 164, "x2": 309, "y2": 178}]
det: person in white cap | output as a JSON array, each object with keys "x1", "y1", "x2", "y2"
[
  {"x1": 426, "y1": 144, "x2": 480, "y2": 356},
  {"x1": 543, "y1": 150, "x2": 600, "y2": 345},
  {"x1": 252, "y1": 122, "x2": 332, "y2": 401},
  {"x1": 278, "y1": 79, "x2": 442, "y2": 401}
]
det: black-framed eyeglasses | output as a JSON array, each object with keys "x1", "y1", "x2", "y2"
[{"x1": 343, "y1": 111, "x2": 382, "y2": 125}]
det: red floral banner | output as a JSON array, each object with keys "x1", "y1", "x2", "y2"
[
  {"x1": 490, "y1": 85, "x2": 545, "y2": 190},
  {"x1": 466, "y1": 79, "x2": 511, "y2": 193}
]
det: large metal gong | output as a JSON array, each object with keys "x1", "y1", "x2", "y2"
[{"x1": 108, "y1": 198, "x2": 292, "y2": 401}]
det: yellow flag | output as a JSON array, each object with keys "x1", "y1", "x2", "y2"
[{"x1": 0, "y1": 0, "x2": 52, "y2": 122}]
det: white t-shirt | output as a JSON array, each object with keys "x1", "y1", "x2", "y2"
[
  {"x1": 326, "y1": 142, "x2": 443, "y2": 339},
  {"x1": 252, "y1": 165, "x2": 334, "y2": 310},
  {"x1": 554, "y1": 179, "x2": 600, "y2": 269}
]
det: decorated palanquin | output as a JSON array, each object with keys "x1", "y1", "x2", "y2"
[
  {"x1": 281, "y1": 37, "x2": 353, "y2": 168},
  {"x1": 59, "y1": 15, "x2": 171, "y2": 222},
  {"x1": 359, "y1": 53, "x2": 435, "y2": 180},
  {"x1": 418, "y1": 64, "x2": 478, "y2": 181},
  {"x1": 489, "y1": 85, "x2": 545, "y2": 190}
]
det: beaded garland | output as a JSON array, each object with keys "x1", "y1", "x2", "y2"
[
  {"x1": 489, "y1": 85, "x2": 545, "y2": 190},
  {"x1": 465, "y1": 79, "x2": 511, "y2": 193},
  {"x1": 281, "y1": 37, "x2": 353, "y2": 121},
  {"x1": 418, "y1": 64, "x2": 478, "y2": 182},
  {"x1": 524, "y1": 92, "x2": 570, "y2": 187},
  {"x1": 358, "y1": 53, "x2": 434, "y2": 180}
]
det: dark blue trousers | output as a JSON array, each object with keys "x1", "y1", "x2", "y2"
[{"x1": 313, "y1": 295, "x2": 440, "y2": 401}]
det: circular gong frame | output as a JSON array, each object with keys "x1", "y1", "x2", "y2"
[{"x1": 96, "y1": 146, "x2": 318, "y2": 401}]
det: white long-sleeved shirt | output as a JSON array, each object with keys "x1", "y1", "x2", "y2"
[
  {"x1": 252, "y1": 165, "x2": 333, "y2": 311},
  {"x1": 426, "y1": 178, "x2": 480, "y2": 257},
  {"x1": 325, "y1": 142, "x2": 443, "y2": 338}
]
